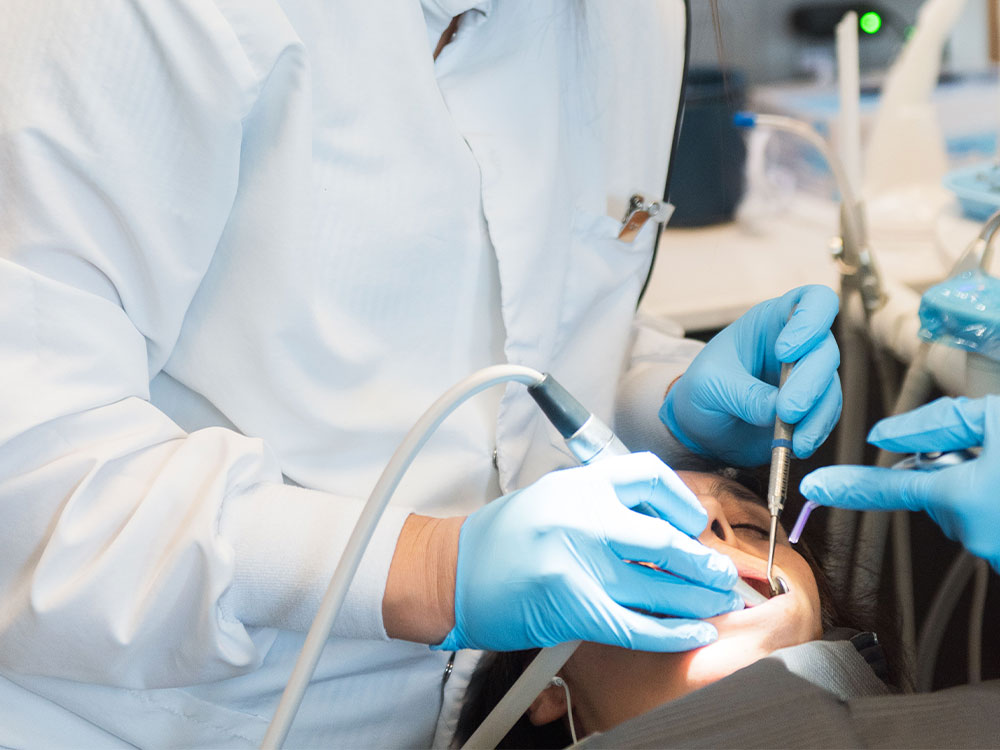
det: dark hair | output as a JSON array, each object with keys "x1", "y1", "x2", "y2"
[
  {"x1": 454, "y1": 648, "x2": 564, "y2": 749},
  {"x1": 452, "y1": 459, "x2": 903, "y2": 748}
]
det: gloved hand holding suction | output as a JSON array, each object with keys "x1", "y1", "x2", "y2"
[
  {"x1": 660, "y1": 284, "x2": 842, "y2": 467},
  {"x1": 801, "y1": 396, "x2": 1000, "y2": 572},
  {"x1": 435, "y1": 452, "x2": 742, "y2": 653}
]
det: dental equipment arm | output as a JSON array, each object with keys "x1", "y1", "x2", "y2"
[
  {"x1": 734, "y1": 112, "x2": 885, "y2": 318},
  {"x1": 950, "y1": 204, "x2": 1000, "y2": 275}
]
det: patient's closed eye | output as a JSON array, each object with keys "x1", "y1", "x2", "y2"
[{"x1": 730, "y1": 522, "x2": 769, "y2": 539}]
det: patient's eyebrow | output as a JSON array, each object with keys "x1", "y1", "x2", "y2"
[{"x1": 708, "y1": 477, "x2": 767, "y2": 512}]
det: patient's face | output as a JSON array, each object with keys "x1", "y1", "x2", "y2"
[
  {"x1": 531, "y1": 470, "x2": 823, "y2": 736},
  {"x1": 675, "y1": 470, "x2": 823, "y2": 671}
]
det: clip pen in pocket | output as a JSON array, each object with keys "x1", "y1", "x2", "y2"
[{"x1": 618, "y1": 193, "x2": 672, "y2": 242}]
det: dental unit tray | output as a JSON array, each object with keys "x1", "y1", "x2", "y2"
[
  {"x1": 918, "y1": 269, "x2": 1000, "y2": 361},
  {"x1": 943, "y1": 161, "x2": 1000, "y2": 221}
]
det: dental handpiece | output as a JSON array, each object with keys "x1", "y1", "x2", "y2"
[
  {"x1": 765, "y1": 361, "x2": 794, "y2": 597},
  {"x1": 527, "y1": 374, "x2": 767, "y2": 607}
]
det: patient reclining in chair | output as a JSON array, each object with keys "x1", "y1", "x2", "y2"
[{"x1": 452, "y1": 463, "x2": 898, "y2": 749}]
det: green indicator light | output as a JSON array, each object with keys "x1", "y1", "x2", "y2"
[{"x1": 859, "y1": 11, "x2": 883, "y2": 34}]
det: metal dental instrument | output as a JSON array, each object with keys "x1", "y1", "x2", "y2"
[
  {"x1": 786, "y1": 448, "x2": 981, "y2": 546},
  {"x1": 765, "y1": 360, "x2": 794, "y2": 597},
  {"x1": 890, "y1": 449, "x2": 978, "y2": 471}
]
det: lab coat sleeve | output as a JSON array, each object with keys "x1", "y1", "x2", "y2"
[
  {"x1": 0, "y1": 0, "x2": 407, "y2": 690},
  {"x1": 613, "y1": 311, "x2": 705, "y2": 462}
]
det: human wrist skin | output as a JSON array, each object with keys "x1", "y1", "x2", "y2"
[
  {"x1": 664, "y1": 373, "x2": 683, "y2": 399},
  {"x1": 383, "y1": 513, "x2": 463, "y2": 644},
  {"x1": 660, "y1": 372, "x2": 708, "y2": 458}
]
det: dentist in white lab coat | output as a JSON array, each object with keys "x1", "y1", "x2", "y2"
[{"x1": 0, "y1": 1, "x2": 842, "y2": 747}]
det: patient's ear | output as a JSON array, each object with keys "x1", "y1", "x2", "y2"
[{"x1": 527, "y1": 680, "x2": 568, "y2": 726}]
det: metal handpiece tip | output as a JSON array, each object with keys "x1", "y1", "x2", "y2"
[
  {"x1": 767, "y1": 576, "x2": 780, "y2": 597},
  {"x1": 765, "y1": 574, "x2": 788, "y2": 598},
  {"x1": 765, "y1": 515, "x2": 780, "y2": 596}
]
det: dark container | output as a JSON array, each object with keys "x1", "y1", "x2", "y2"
[{"x1": 668, "y1": 67, "x2": 747, "y2": 227}]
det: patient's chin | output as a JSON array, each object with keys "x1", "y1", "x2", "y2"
[
  {"x1": 677, "y1": 633, "x2": 778, "y2": 695},
  {"x1": 676, "y1": 610, "x2": 815, "y2": 696}
]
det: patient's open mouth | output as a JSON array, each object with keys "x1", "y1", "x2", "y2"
[{"x1": 740, "y1": 573, "x2": 789, "y2": 601}]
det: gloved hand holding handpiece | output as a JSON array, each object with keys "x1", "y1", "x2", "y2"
[
  {"x1": 801, "y1": 395, "x2": 1000, "y2": 572},
  {"x1": 435, "y1": 452, "x2": 742, "y2": 653},
  {"x1": 660, "y1": 284, "x2": 842, "y2": 467}
]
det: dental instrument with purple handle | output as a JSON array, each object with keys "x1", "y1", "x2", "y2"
[{"x1": 787, "y1": 449, "x2": 979, "y2": 545}]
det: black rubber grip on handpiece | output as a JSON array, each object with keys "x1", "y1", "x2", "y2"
[{"x1": 527, "y1": 374, "x2": 590, "y2": 439}]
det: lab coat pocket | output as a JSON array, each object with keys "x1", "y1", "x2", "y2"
[
  {"x1": 560, "y1": 210, "x2": 657, "y2": 319},
  {"x1": 550, "y1": 210, "x2": 659, "y2": 411},
  {"x1": 575, "y1": 209, "x2": 659, "y2": 266}
]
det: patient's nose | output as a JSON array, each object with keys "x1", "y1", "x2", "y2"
[{"x1": 698, "y1": 495, "x2": 736, "y2": 545}]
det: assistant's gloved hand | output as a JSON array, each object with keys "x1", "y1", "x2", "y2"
[
  {"x1": 660, "y1": 284, "x2": 841, "y2": 467},
  {"x1": 435, "y1": 452, "x2": 742, "y2": 653},
  {"x1": 801, "y1": 396, "x2": 1000, "y2": 572}
]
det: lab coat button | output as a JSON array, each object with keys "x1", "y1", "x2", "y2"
[{"x1": 492, "y1": 448, "x2": 499, "y2": 469}]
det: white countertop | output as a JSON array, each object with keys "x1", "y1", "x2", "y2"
[{"x1": 640, "y1": 193, "x2": 984, "y2": 333}]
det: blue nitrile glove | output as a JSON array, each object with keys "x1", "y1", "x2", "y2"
[
  {"x1": 660, "y1": 284, "x2": 841, "y2": 467},
  {"x1": 435, "y1": 452, "x2": 742, "y2": 653},
  {"x1": 801, "y1": 396, "x2": 1000, "y2": 572}
]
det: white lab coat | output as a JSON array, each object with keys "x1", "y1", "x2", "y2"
[{"x1": 0, "y1": 0, "x2": 698, "y2": 746}]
